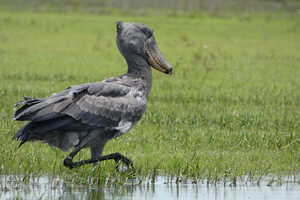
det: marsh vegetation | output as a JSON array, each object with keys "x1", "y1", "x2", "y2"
[{"x1": 0, "y1": 7, "x2": 299, "y2": 186}]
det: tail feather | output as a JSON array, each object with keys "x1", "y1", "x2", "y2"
[
  {"x1": 12, "y1": 123, "x2": 34, "y2": 148},
  {"x1": 14, "y1": 96, "x2": 42, "y2": 120},
  {"x1": 13, "y1": 95, "x2": 68, "y2": 121},
  {"x1": 13, "y1": 96, "x2": 76, "y2": 147},
  {"x1": 13, "y1": 116, "x2": 79, "y2": 147}
]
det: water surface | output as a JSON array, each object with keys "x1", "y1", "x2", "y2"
[{"x1": 1, "y1": 175, "x2": 300, "y2": 200}]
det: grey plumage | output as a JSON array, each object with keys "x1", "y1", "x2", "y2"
[
  {"x1": 13, "y1": 22, "x2": 173, "y2": 169},
  {"x1": 14, "y1": 78, "x2": 145, "y2": 148}
]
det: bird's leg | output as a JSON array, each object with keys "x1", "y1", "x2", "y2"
[
  {"x1": 64, "y1": 132, "x2": 105, "y2": 169},
  {"x1": 63, "y1": 146, "x2": 82, "y2": 169},
  {"x1": 64, "y1": 152, "x2": 135, "y2": 171}
]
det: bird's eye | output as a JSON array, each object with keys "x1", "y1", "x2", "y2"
[{"x1": 128, "y1": 41, "x2": 137, "y2": 50}]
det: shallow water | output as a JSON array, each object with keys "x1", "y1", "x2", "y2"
[{"x1": 1, "y1": 175, "x2": 300, "y2": 200}]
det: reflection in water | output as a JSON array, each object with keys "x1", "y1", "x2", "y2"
[{"x1": 1, "y1": 175, "x2": 300, "y2": 200}]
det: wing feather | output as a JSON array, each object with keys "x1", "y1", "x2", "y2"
[{"x1": 14, "y1": 80, "x2": 145, "y2": 130}]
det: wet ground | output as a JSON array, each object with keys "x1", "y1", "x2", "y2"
[{"x1": 1, "y1": 175, "x2": 300, "y2": 200}]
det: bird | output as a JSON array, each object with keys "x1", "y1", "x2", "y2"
[{"x1": 12, "y1": 22, "x2": 173, "y2": 170}]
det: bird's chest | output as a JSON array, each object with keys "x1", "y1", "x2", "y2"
[{"x1": 112, "y1": 92, "x2": 146, "y2": 138}]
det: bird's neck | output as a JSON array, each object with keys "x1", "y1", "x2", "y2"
[{"x1": 125, "y1": 56, "x2": 152, "y2": 97}]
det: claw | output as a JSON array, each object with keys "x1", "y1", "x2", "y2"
[{"x1": 114, "y1": 154, "x2": 135, "y2": 173}]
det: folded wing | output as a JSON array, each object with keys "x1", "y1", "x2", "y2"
[{"x1": 13, "y1": 80, "x2": 146, "y2": 146}]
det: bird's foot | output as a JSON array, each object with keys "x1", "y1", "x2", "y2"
[
  {"x1": 63, "y1": 157, "x2": 74, "y2": 169},
  {"x1": 114, "y1": 153, "x2": 136, "y2": 173}
]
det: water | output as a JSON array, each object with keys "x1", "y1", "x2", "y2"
[{"x1": 1, "y1": 175, "x2": 300, "y2": 200}]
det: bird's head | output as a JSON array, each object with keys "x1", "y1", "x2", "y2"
[{"x1": 116, "y1": 22, "x2": 173, "y2": 75}]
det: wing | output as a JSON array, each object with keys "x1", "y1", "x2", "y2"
[{"x1": 14, "y1": 80, "x2": 146, "y2": 131}]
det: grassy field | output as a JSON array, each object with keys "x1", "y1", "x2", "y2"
[{"x1": 0, "y1": 10, "x2": 299, "y2": 185}]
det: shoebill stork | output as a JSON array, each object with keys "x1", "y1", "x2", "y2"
[{"x1": 13, "y1": 22, "x2": 173, "y2": 169}]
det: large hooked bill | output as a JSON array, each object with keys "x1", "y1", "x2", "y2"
[{"x1": 146, "y1": 36, "x2": 173, "y2": 75}]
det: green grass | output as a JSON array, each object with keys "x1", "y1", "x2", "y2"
[{"x1": 0, "y1": 10, "x2": 299, "y2": 185}]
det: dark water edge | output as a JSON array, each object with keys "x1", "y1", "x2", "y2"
[{"x1": 1, "y1": 175, "x2": 300, "y2": 200}]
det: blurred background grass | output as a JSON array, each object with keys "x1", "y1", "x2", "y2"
[
  {"x1": 0, "y1": 0, "x2": 299, "y2": 184},
  {"x1": 1, "y1": 0, "x2": 300, "y2": 15}
]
